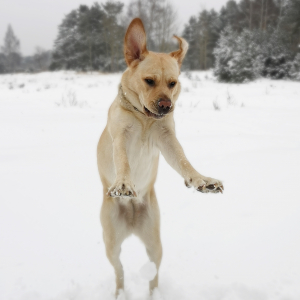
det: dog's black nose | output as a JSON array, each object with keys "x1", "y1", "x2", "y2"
[{"x1": 158, "y1": 99, "x2": 172, "y2": 114}]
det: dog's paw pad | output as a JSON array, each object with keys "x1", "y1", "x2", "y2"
[
  {"x1": 185, "y1": 175, "x2": 224, "y2": 194},
  {"x1": 204, "y1": 179, "x2": 224, "y2": 194},
  {"x1": 107, "y1": 181, "x2": 137, "y2": 198},
  {"x1": 206, "y1": 184, "x2": 216, "y2": 190}
]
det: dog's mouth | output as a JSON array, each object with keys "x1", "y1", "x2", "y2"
[{"x1": 143, "y1": 106, "x2": 165, "y2": 119}]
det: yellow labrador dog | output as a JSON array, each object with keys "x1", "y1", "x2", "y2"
[{"x1": 97, "y1": 18, "x2": 224, "y2": 297}]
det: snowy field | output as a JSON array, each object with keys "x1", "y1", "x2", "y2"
[{"x1": 0, "y1": 71, "x2": 300, "y2": 300}]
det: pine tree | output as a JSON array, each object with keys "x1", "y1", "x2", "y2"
[
  {"x1": 260, "y1": 28, "x2": 293, "y2": 79},
  {"x1": 213, "y1": 26, "x2": 239, "y2": 81},
  {"x1": 1, "y1": 25, "x2": 21, "y2": 73},
  {"x1": 50, "y1": 10, "x2": 81, "y2": 70},
  {"x1": 222, "y1": 0, "x2": 241, "y2": 31},
  {"x1": 182, "y1": 9, "x2": 221, "y2": 70},
  {"x1": 182, "y1": 16, "x2": 201, "y2": 70},
  {"x1": 51, "y1": 2, "x2": 124, "y2": 71},
  {"x1": 213, "y1": 27, "x2": 262, "y2": 82}
]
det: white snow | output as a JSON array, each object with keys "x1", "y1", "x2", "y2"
[
  {"x1": 139, "y1": 262, "x2": 157, "y2": 281},
  {"x1": 0, "y1": 71, "x2": 300, "y2": 300},
  {"x1": 116, "y1": 289, "x2": 127, "y2": 300}
]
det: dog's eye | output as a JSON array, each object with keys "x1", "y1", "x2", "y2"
[
  {"x1": 169, "y1": 81, "x2": 177, "y2": 88},
  {"x1": 145, "y1": 79, "x2": 155, "y2": 86}
]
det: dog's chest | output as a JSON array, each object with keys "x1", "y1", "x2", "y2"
[{"x1": 127, "y1": 129, "x2": 159, "y2": 190}]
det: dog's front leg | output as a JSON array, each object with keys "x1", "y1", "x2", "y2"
[
  {"x1": 158, "y1": 128, "x2": 224, "y2": 193},
  {"x1": 107, "y1": 133, "x2": 137, "y2": 198}
]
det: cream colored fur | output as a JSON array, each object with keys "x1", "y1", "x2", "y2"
[{"x1": 97, "y1": 18, "x2": 223, "y2": 297}]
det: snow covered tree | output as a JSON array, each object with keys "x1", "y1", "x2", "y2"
[
  {"x1": 213, "y1": 24, "x2": 295, "y2": 82},
  {"x1": 181, "y1": 0, "x2": 287, "y2": 72},
  {"x1": 1, "y1": 25, "x2": 21, "y2": 73},
  {"x1": 213, "y1": 26, "x2": 238, "y2": 82},
  {"x1": 50, "y1": 10, "x2": 81, "y2": 70},
  {"x1": 260, "y1": 29, "x2": 293, "y2": 79},
  {"x1": 214, "y1": 27, "x2": 261, "y2": 82}
]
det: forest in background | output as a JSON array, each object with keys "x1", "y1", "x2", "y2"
[{"x1": 0, "y1": 0, "x2": 300, "y2": 82}]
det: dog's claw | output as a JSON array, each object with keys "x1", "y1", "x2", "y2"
[
  {"x1": 184, "y1": 180, "x2": 192, "y2": 188},
  {"x1": 197, "y1": 185, "x2": 206, "y2": 193},
  {"x1": 211, "y1": 185, "x2": 224, "y2": 194}
]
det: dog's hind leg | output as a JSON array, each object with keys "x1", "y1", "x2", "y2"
[
  {"x1": 100, "y1": 192, "x2": 128, "y2": 297},
  {"x1": 135, "y1": 189, "x2": 163, "y2": 293},
  {"x1": 145, "y1": 236, "x2": 162, "y2": 293}
]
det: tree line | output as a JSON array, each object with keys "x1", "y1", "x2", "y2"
[
  {"x1": 212, "y1": 0, "x2": 300, "y2": 81},
  {"x1": 0, "y1": 25, "x2": 51, "y2": 73},
  {"x1": 50, "y1": 0, "x2": 178, "y2": 72},
  {"x1": 182, "y1": 0, "x2": 300, "y2": 70},
  {"x1": 0, "y1": 0, "x2": 299, "y2": 81}
]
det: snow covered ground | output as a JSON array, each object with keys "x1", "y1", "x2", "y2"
[{"x1": 0, "y1": 71, "x2": 300, "y2": 300}]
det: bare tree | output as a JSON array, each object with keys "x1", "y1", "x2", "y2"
[{"x1": 127, "y1": 0, "x2": 178, "y2": 52}]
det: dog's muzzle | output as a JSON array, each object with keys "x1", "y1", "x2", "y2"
[
  {"x1": 157, "y1": 98, "x2": 172, "y2": 115},
  {"x1": 143, "y1": 98, "x2": 173, "y2": 119}
]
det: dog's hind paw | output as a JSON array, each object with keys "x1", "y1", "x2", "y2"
[
  {"x1": 107, "y1": 179, "x2": 137, "y2": 198},
  {"x1": 151, "y1": 288, "x2": 164, "y2": 300},
  {"x1": 116, "y1": 289, "x2": 127, "y2": 300}
]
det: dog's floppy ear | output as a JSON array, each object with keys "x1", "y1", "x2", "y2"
[
  {"x1": 170, "y1": 35, "x2": 189, "y2": 68},
  {"x1": 124, "y1": 18, "x2": 148, "y2": 66}
]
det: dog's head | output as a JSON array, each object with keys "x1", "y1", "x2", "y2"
[{"x1": 121, "y1": 18, "x2": 188, "y2": 120}]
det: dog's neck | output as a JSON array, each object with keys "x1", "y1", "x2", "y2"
[{"x1": 118, "y1": 84, "x2": 145, "y2": 116}]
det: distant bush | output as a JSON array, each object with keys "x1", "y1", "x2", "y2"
[{"x1": 262, "y1": 56, "x2": 292, "y2": 79}]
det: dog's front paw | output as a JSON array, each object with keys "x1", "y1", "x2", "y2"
[
  {"x1": 107, "y1": 179, "x2": 137, "y2": 198},
  {"x1": 185, "y1": 174, "x2": 224, "y2": 194}
]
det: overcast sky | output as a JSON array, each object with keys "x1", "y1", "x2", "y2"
[{"x1": 0, "y1": 0, "x2": 227, "y2": 56}]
